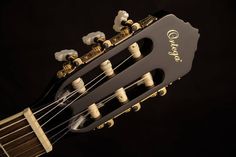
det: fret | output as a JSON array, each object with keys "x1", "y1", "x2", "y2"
[
  {"x1": 0, "y1": 143, "x2": 10, "y2": 157},
  {"x1": 0, "y1": 108, "x2": 52, "y2": 157}
]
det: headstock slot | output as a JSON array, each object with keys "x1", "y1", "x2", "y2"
[
  {"x1": 56, "y1": 37, "x2": 153, "y2": 101},
  {"x1": 71, "y1": 68, "x2": 164, "y2": 130}
]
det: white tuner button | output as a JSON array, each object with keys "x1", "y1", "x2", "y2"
[
  {"x1": 113, "y1": 10, "x2": 129, "y2": 32},
  {"x1": 82, "y1": 31, "x2": 105, "y2": 45},
  {"x1": 54, "y1": 49, "x2": 78, "y2": 62}
]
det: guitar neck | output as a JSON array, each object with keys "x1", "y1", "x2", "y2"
[{"x1": 0, "y1": 108, "x2": 52, "y2": 157}]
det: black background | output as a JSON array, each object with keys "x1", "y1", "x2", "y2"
[{"x1": 0, "y1": 0, "x2": 236, "y2": 157}]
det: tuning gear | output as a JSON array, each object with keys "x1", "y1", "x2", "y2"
[{"x1": 55, "y1": 49, "x2": 81, "y2": 78}]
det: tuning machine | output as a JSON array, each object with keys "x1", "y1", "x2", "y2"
[
  {"x1": 70, "y1": 31, "x2": 116, "y2": 131},
  {"x1": 54, "y1": 49, "x2": 82, "y2": 78},
  {"x1": 113, "y1": 10, "x2": 141, "y2": 33},
  {"x1": 82, "y1": 31, "x2": 112, "y2": 49}
]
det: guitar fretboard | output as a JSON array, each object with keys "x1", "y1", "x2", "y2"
[{"x1": 0, "y1": 108, "x2": 52, "y2": 157}]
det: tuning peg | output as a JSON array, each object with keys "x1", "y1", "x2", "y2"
[
  {"x1": 158, "y1": 87, "x2": 167, "y2": 96},
  {"x1": 54, "y1": 49, "x2": 78, "y2": 62},
  {"x1": 82, "y1": 31, "x2": 105, "y2": 45},
  {"x1": 113, "y1": 10, "x2": 129, "y2": 32}
]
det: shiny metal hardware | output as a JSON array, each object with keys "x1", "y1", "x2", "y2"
[
  {"x1": 158, "y1": 87, "x2": 167, "y2": 96},
  {"x1": 57, "y1": 63, "x2": 76, "y2": 78},
  {"x1": 138, "y1": 15, "x2": 157, "y2": 28},
  {"x1": 132, "y1": 103, "x2": 141, "y2": 112},
  {"x1": 105, "y1": 119, "x2": 114, "y2": 128}
]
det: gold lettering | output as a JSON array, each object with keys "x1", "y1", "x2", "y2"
[{"x1": 167, "y1": 30, "x2": 182, "y2": 63}]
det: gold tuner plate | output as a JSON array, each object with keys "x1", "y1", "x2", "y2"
[
  {"x1": 110, "y1": 27, "x2": 131, "y2": 46},
  {"x1": 80, "y1": 45, "x2": 104, "y2": 64},
  {"x1": 141, "y1": 91, "x2": 158, "y2": 102},
  {"x1": 57, "y1": 63, "x2": 76, "y2": 78}
]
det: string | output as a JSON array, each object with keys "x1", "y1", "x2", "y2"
[
  {"x1": 0, "y1": 118, "x2": 25, "y2": 132},
  {"x1": 0, "y1": 59, "x2": 107, "y2": 133},
  {"x1": 2, "y1": 130, "x2": 33, "y2": 146},
  {"x1": 0, "y1": 55, "x2": 136, "y2": 151},
  {"x1": 0, "y1": 54, "x2": 133, "y2": 134},
  {"x1": 0, "y1": 76, "x2": 146, "y2": 156},
  {"x1": 0, "y1": 58, "x2": 107, "y2": 132},
  {"x1": 39, "y1": 55, "x2": 133, "y2": 127},
  {"x1": 1, "y1": 72, "x2": 145, "y2": 148},
  {"x1": 49, "y1": 77, "x2": 146, "y2": 143},
  {"x1": 0, "y1": 125, "x2": 30, "y2": 140},
  {"x1": 14, "y1": 144, "x2": 45, "y2": 157},
  {"x1": 34, "y1": 66, "x2": 106, "y2": 116},
  {"x1": 1, "y1": 108, "x2": 86, "y2": 147},
  {"x1": 0, "y1": 112, "x2": 86, "y2": 156},
  {"x1": 0, "y1": 68, "x2": 105, "y2": 140}
]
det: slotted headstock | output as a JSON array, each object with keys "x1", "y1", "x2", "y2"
[
  {"x1": 0, "y1": 10, "x2": 200, "y2": 157},
  {"x1": 54, "y1": 11, "x2": 199, "y2": 133}
]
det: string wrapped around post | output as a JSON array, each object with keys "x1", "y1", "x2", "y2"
[{"x1": 72, "y1": 77, "x2": 104, "y2": 129}]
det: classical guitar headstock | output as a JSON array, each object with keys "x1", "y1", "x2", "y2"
[
  {"x1": 52, "y1": 10, "x2": 199, "y2": 133},
  {"x1": 0, "y1": 10, "x2": 199, "y2": 157}
]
